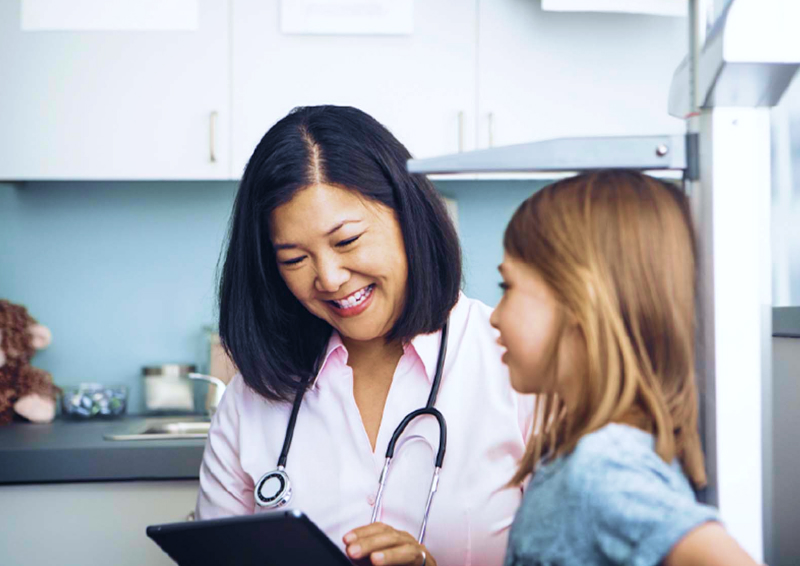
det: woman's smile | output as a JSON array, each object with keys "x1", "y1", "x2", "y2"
[{"x1": 324, "y1": 283, "x2": 376, "y2": 318}]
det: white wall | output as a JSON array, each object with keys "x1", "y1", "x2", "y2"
[{"x1": 772, "y1": 74, "x2": 800, "y2": 306}]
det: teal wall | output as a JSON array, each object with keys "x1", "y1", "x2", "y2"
[
  {"x1": 0, "y1": 179, "x2": 543, "y2": 413},
  {"x1": 437, "y1": 180, "x2": 547, "y2": 303}
]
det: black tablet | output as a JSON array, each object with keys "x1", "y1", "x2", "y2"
[{"x1": 146, "y1": 509, "x2": 354, "y2": 565}]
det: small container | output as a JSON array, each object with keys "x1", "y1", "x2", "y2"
[
  {"x1": 61, "y1": 383, "x2": 128, "y2": 419},
  {"x1": 142, "y1": 364, "x2": 197, "y2": 414}
]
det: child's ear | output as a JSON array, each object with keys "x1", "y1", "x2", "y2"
[
  {"x1": 564, "y1": 310, "x2": 582, "y2": 336},
  {"x1": 566, "y1": 311, "x2": 579, "y2": 327}
]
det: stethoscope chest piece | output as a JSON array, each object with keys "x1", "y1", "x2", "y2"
[{"x1": 255, "y1": 466, "x2": 292, "y2": 508}]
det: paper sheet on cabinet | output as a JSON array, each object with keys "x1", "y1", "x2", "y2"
[
  {"x1": 541, "y1": 0, "x2": 685, "y2": 17},
  {"x1": 280, "y1": 0, "x2": 413, "y2": 35},
  {"x1": 21, "y1": 0, "x2": 199, "y2": 31}
]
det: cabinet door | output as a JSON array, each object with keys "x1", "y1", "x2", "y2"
[
  {"x1": 231, "y1": 0, "x2": 476, "y2": 178},
  {"x1": 0, "y1": 0, "x2": 229, "y2": 180},
  {"x1": 477, "y1": 1, "x2": 688, "y2": 149},
  {"x1": 0, "y1": 481, "x2": 199, "y2": 566}
]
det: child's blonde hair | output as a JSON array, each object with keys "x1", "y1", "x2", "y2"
[{"x1": 505, "y1": 169, "x2": 706, "y2": 488}]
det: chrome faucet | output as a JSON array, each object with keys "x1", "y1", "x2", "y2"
[{"x1": 188, "y1": 373, "x2": 227, "y2": 417}]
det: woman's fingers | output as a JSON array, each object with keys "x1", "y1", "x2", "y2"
[
  {"x1": 369, "y1": 543, "x2": 428, "y2": 566},
  {"x1": 343, "y1": 523, "x2": 430, "y2": 565},
  {"x1": 344, "y1": 522, "x2": 397, "y2": 543},
  {"x1": 345, "y1": 526, "x2": 410, "y2": 559}
]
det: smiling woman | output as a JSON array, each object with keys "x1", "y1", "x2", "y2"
[
  {"x1": 270, "y1": 183, "x2": 409, "y2": 345},
  {"x1": 220, "y1": 105, "x2": 460, "y2": 404},
  {"x1": 198, "y1": 105, "x2": 533, "y2": 566}
]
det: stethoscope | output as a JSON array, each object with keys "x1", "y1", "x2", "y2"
[{"x1": 254, "y1": 322, "x2": 449, "y2": 545}]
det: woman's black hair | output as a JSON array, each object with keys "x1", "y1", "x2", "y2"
[{"x1": 219, "y1": 105, "x2": 462, "y2": 403}]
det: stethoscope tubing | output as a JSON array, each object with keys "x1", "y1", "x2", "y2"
[
  {"x1": 255, "y1": 322, "x2": 450, "y2": 546},
  {"x1": 370, "y1": 406, "x2": 447, "y2": 543},
  {"x1": 277, "y1": 380, "x2": 307, "y2": 468}
]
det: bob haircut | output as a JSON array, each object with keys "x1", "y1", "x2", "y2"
[
  {"x1": 505, "y1": 170, "x2": 706, "y2": 489},
  {"x1": 219, "y1": 105, "x2": 461, "y2": 403}
]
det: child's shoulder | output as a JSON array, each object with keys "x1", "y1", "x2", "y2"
[
  {"x1": 512, "y1": 424, "x2": 719, "y2": 566},
  {"x1": 559, "y1": 423, "x2": 687, "y2": 495},
  {"x1": 553, "y1": 424, "x2": 718, "y2": 545},
  {"x1": 571, "y1": 423, "x2": 662, "y2": 464}
]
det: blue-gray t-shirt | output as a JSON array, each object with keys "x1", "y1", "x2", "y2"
[{"x1": 504, "y1": 423, "x2": 719, "y2": 566}]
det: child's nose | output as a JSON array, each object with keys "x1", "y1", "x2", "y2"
[{"x1": 489, "y1": 307, "x2": 500, "y2": 329}]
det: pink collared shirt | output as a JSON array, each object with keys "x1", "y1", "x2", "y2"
[{"x1": 196, "y1": 294, "x2": 534, "y2": 566}]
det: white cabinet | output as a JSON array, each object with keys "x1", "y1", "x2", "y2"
[
  {"x1": 0, "y1": 0, "x2": 230, "y2": 180},
  {"x1": 230, "y1": 0, "x2": 477, "y2": 177},
  {"x1": 0, "y1": 0, "x2": 693, "y2": 180},
  {"x1": 476, "y1": 0, "x2": 688, "y2": 149},
  {"x1": 0, "y1": 480, "x2": 199, "y2": 566}
]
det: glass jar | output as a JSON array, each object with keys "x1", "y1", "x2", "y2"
[{"x1": 61, "y1": 383, "x2": 128, "y2": 419}]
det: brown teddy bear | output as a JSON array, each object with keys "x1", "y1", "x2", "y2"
[{"x1": 0, "y1": 300, "x2": 60, "y2": 425}]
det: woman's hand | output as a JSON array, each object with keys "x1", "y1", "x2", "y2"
[{"x1": 343, "y1": 522, "x2": 435, "y2": 566}]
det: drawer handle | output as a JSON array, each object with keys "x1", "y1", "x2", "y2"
[
  {"x1": 209, "y1": 111, "x2": 218, "y2": 163},
  {"x1": 458, "y1": 110, "x2": 464, "y2": 153}
]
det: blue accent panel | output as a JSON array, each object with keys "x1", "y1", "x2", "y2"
[
  {"x1": 0, "y1": 179, "x2": 545, "y2": 412},
  {"x1": 435, "y1": 180, "x2": 547, "y2": 306},
  {"x1": 0, "y1": 181, "x2": 237, "y2": 413}
]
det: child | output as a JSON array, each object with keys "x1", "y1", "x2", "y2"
[{"x1": 490, "y1": 170, "x2": 758, "y2": 566}]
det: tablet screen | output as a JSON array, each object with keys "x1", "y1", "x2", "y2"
[{"x1": 147, "y1": 509, "x2": 354, "y2": 566}]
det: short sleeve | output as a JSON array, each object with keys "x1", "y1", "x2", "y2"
[
  {"x1": 195, "y1": 374, "x2": 256, "y2": 519},
  {"x1": 578, "y1": 450, "x2": 719, "y2": 566}
]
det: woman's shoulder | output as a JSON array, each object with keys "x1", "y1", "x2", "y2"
[
  {"x1": 454, "y1": 291, "x2": 494, "y2": 316},
  {"x1": 451, "y1": 292, "x2": 498, "y2": 338},
  {"x1": 222, "y1": 372, "x2": 248, "y2": 401},
  {"x1": 446, "y1": 293, "x2": 507, "y2": 368},
  {"x1": 217, "y1": 372, "x2": 275, "y2": 417},
  {"x1": 447, "y1": 292, "x2": 532, "y2": 393}
]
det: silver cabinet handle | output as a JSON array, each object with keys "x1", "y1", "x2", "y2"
[
  {"x1": 488, "y1": 112, "x2": 495, "y2": 148},
  {"x1": 209, "y1": 111, "x2": 218, "y2": 163},
  {"x1": 458, "y1": 111, "x2": 465, "y2": 153}
]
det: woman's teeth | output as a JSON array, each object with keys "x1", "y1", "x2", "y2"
[{"x1": 332, "y1": 285, "x2": 374, "y2": 309}]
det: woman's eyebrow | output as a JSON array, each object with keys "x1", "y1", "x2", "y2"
[
  {"x1": 325, "y1": 219, "x2": 361, "y2": 236},
  {"x1": 273, "y1": 219, "x2": 362, "y2": 250}
]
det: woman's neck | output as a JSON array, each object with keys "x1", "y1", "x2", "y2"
[
  {"x1": 342, "y1": 335, "x2": 405, "y2": 452},
  {"x1": 342, "y1": 335, "x2": 404, "y2": 373}
]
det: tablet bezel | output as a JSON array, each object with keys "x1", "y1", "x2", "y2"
[{"x1": 146, "y1": 509, "x2": 354, "y2": 566}]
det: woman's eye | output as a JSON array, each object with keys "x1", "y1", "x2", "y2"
[
  {"x1": 498, "y1": 282, "x2": 509, "y2": 293},
  {"x1": 336, "y1": 235, "x2": 361, "y2": 248},
  {"x1": 280, "y1": 256, "x2": 306, "y2": 266}
]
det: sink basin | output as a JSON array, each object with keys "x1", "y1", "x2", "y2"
[{"x1": 104, "y1": 419, "x2": 211, "y2": 441}]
